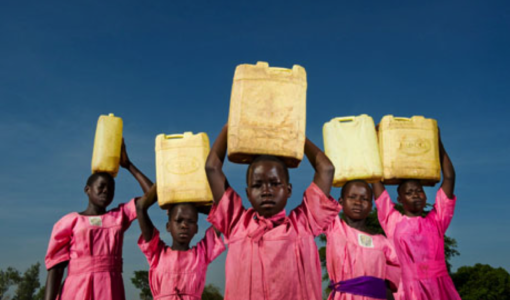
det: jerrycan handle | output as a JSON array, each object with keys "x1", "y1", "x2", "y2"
[
  {"x1": 332, "y1": 116, "x2": 357, "y2": 124},
  {"x1": 164, "y1": 132, "x2": 193, "y2": 139},
  {"x1": 393, "y1": 117, "x2": 411, "y2": 121}
]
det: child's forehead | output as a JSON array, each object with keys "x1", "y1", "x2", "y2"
[
  {"x1": 169, "y1": 203, "x2": 198, "y2": 219},
  {"x1": 249, "y1": 161, "x2": 286, "y2": 177}
]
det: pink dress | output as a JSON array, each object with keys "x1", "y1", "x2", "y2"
[
  {"x1": 375, "y1": 189, "x2": 461, "y2": 300},
  {"x1": 325, "y1": 216, "x2": 401, "y2": 300},
  {"x1": 137, "y1": 227, "x2": 226, "y2": 300},
  {"x1": 45, "y1": 199, "x2": 137, "y2": 300},
  {"x1": 207, "y1": 182, "x2": 341, "y2": 300}
]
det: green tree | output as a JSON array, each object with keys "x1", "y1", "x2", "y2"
[
  {"x1": 201, "y1": 284, "x2": 223, "y2": 300},
  {"x1": 13, "y1": 263, "x2": 41, "y2": 300},
  {"x1": 131, "y1": 271, "x2": 152, "y2": 300},
  {"x1": 452, "y1": 264, "x2": 510, "y2": 300},
  {"x1": 0, "y1": 267, "x2": 20, "y2": 300}
]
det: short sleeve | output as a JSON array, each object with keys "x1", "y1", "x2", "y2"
[
  {"x1": 383, "y1": 239, "x2": 401, "y2": 292},
  {"x1": 432, "y1": 188, "x2": 457, "y2": 234},
  {"x1": 196, "y1": 227, "x2": 226, "y2": 264},
  {"x1": 375, "y1": 190, "x2": 403, "y2": 238},
  {"x1": 295, "y1": 182, "x2": 341, "y2": 236},
  {"x1": 45, "y1": 214, "x2": 76, "y2": 270},
  {"x1": 113, "y1": 198, "x2": 137, "y2": 230},
  {"x1": 206, "y1": 187, "x2": 246, "y2": 240},
  {"x1": 138, "y1": 228, "x2": 165, "y2": 267}
]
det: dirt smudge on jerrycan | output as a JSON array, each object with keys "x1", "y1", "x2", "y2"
[
  {"x1": 91, "y1": 113, "x2": 123, "y2": 177},
  {"x1": 155, "y1": 132, "x2": 212, "y2": 209},
  {"x1": 227, "y1": 61, "x2": 307, "y2": 168}
]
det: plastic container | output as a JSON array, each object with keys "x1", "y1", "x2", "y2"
[
  {"x1": 227, "y1": 61, "x2": 307, "y2": 168},
  {"x1": 378, "y1": 115, "x2": 441, "y2": 185},
  {"x1": 323, "y1": 115, "x2": 382, "y2": 187},
  {"x1": 91, "y1": 113, "x2": 123, "y2": 177},
  {"x1": 155, "y1": 132, "x2": 213, "y2": 209}
]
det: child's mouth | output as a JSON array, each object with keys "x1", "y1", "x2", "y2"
[{"x1": 261, "y1": 200, "x2": 276, "y2": 208}]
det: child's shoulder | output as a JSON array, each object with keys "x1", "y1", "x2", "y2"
[{"x1": 53, "y1": 212, "x2": 80, "y2": 229}]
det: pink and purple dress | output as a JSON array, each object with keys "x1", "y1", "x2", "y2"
[
  {"x1": 137, "y1": 226, "x2": 226, "y2": 300},
  {"x1": 45, "y1": 199, "x2": 137, "y2": 300},
  {"x1": 325, "y1": 215, "x2": 401, "y2": 300},
  {"x1": 207, "y1": 182, "x2": 341, "y2": 300},
  {"x1": 375, "y1": 189, "x2": 461, "y2": 300}
]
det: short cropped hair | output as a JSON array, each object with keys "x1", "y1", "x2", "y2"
[
  {"x1": 86, "y1": 172, "x2": 114, "y2": 187},
  {"x1": 397, "y1": 179, "x2": 422, "y2": 194},
  {"x1": 341, "y1": 180, "x2": 372, "y2": 200},
  {"x1": 166, "y1": 202, "x2": 198, "y2": 220},
  {"x1": 246, "y1": 155, "x2": 289, "y2": 185}
]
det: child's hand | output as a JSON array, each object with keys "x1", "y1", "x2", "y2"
[{"x1": 120, "y1": 139, "x2": 131, "y2": 169}]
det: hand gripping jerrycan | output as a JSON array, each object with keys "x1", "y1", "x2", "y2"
[
  {"x1": 227, "y1": 61, "x2": 307, "y2": 168},
  {"x1": 323, "y1": 115, "x2": 383, "y2": 187},
  {"x1": 91, "y1": 113, "x2": 123, "y2": 177},
  {"x1": 155, "y1": 132, "x2": 213, "y2": 209},
  {"x1": 378, "y1": 115, "x2": 441, "y2": 186}
]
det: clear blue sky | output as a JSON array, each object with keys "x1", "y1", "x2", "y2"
[{"x1": 1, "y1": 0, "x2": 509, "y2": 298}]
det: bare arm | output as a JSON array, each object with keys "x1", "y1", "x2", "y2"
[
  {"x1": 44, "y1": 263, "x2": 66, "y2": 300},
  {"x1": 305, "y1": 137, "x2": 334, "y2": 196},
  {"x1": 120, "y1": 140, "x2": 153, "y2": 194},
  {"x1": 136, "y1": 184, "x2": 158, "y2": 242},
  {"x1": 372, "y1": 181, "x2": 386, "y2": 199},
  {"x1": 205, "y1": 124, "x2": 230, "y2": 204},
  {"x1": 439, "y1": 132, "x2": 456, "y2": 199}
]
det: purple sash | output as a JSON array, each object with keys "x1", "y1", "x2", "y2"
[{"x1": 329, "y1": 276, "x2": 386, "y2": 299}]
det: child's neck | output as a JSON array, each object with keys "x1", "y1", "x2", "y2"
[
  {"x1": 344, "y1": 216, "x2": 369, "y2": 233},
  {"x1": 171, "y1": 242, "x2": 190, "y2": 251},
  {"x1": 403, "y1": 210, "x2": 423, "y2": 217},
  {"x1": 80, "y1": 203, "x2": 107, "y2": 216}
]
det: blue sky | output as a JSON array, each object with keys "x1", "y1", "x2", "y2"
[{"x1": 1, "y1": 0, "x2": 509, "y2": 298}]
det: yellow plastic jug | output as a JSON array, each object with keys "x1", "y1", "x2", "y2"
[
  {"x1": 91, "y1": 113, "x2": 123, "y2": 177},
  {"x1": 227, "y1": 61, "x2": 307, "y2": 168},
  {"x1": 323, "y1": 115, "x2": 382, "y2": 187},
  {"x1": 378, "y1": 115, "x2": 441, "y2": 185},
  {"x1": 155, "y1": 132, "x2": 213, "y2": 209}
]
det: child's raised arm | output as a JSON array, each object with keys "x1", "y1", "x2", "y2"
[
  {"x1": 136, "y1": 184, "x2": 158, "y2": 242},
  {"x1": 372, "y1": 181, "x2": 386, "y2": 199},
  {"x1": 120, "y1": 140, "x2": 153, "y2": 193},
  {"x1": 205, "y1": 124, "x2": 230, "y2": 204},
  {"x1": 439, "y1": 131, "x2": 456, "y2": 199},
  {"x1": 305, "y1": 137, "x2": 335, "y2": 196}
]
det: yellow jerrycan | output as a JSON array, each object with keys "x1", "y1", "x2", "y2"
[
  {"x1": 91, "y1": 113, "x2": 123, "y2": 177},
  {"x1": 323, "y1": 115, "x2": 382, "y2": 187},
  {"x1": 227, "y1": 61, "x2": 307, "y2": 168},
  {"x1": 378, "y1": 115, "x2": 441, "y2": 185},
  {"x1": 155, "y1": 132, "x2": 213, "y2": 209}
]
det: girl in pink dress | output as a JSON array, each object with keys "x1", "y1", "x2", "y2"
[
  {"x1": 44, "y1": 142, "x2": 153, "y2": 300},
  {"x1": 326, "y1": 180, "x2": 400, "y2": 300},
  {"x1": 373, "y1": 134, "x2": 461, "y2": 300},
  {"x1": 135, "y1": 185, "x2": 225, "y2": 300},
  {"x1": 205, "y1": 125, "x2": 341, "y2": 300}
]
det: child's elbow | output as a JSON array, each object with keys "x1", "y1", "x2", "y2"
[
  {"x1": 320, "y1": 163, "x2": 335, "y2": 179},
  {"x1": 205, "y1": 160, "x2": 220, "y2": 175}
]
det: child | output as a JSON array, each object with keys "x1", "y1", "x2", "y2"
[
  {"x1": 44, "y1": 141, "x2": 152, "y2": 300},
  {"x1": 325, "y1": 180, "x2": 400, "y2": 300},
  {"x1": 135, "y1": 184, "x2": 225, "y2": 300},
  {"x1": 205, "y1": 124, "x2": 341, "y2": 300},
  {"x1": 372, "y1": 132, "x2": 461, "y2": 300}
]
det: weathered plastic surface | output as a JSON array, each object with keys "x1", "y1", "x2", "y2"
[
  {"x1": 91, "y1": 113, "x2": 123, "y2": 177},
  {"x1": 227, "y1": 61, "x2": 307, "y2": 168},
  {"x1": 323, "y1": 115, "x2": 382, "y2": 187},
  {"x1": 155, "y1": 132, "x2": 213, "y2": 209},
  {"x1": 378, "y1": 115, "x2": 441, "y2": 185}
]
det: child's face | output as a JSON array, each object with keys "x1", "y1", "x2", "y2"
[
  {"x1": 166, "y1": 204, "x2": 198, "y2": 245},
  {"x1": 85, "y1": 175, "x2": 115, "y2": 209},
  {"x1": 398, "y1": 181, "x2": 427, "y2": 215},
  {"x1": 246, "y1": 160, "x2": 292, "y2": 218},
  {"x1": 340, "y1": 182, "x2": 372, "y2": 221}
]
